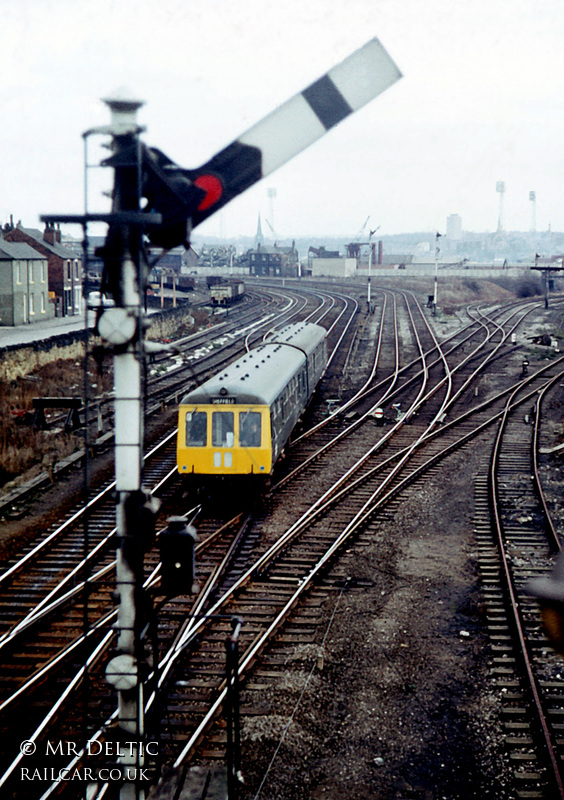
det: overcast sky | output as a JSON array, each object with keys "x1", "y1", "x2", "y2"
[{"x1": 2, "y1": 0, "x2": 564, "y2": 241}]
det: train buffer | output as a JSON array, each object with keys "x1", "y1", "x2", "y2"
[{"x1": 32, "y1": 397, "x2": 83, "y2": 432}]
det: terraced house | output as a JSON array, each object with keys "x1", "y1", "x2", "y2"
[
  {"x1": 4, "y1": 221, "x2": 83, "y2": 317},
  {"x1": 0, "y1": 240, "x2": 52, "y2": 326}
]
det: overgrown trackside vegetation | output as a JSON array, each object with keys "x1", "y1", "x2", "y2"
[
  {"x1": 0, "y1": 357, "x2": 112, "y2": 488},
  {"x1": 0, "y1": 307, "x2": 211, "y2": 490},
  {"x1": 490, "y1": 274, "x2": 544, "y2": 298}
]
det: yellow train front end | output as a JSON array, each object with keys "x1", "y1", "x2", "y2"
[
  {"x1": 177, "y1": 403, "x2": 272, "y2": 477},
  {"x1": 176, "y1": 322, "x2": 327, "y2": 498}
]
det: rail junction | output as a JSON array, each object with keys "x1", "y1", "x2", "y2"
[{"x1": 0, "y1": 279, "x2": 564, "y2": 799}]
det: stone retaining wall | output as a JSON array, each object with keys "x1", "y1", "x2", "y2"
[
  {"x1": 0, "y1": 332, "x2": 90, "y2": 382},
  {"x1": 0, "y1": 306, "x2": 196, "y2": 382}
]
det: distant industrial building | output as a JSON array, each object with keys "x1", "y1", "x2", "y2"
[
  {"x1": 154, "y1": 245, "x2": 199, "y2": 274},
  {"x1": 379, "y1": 254, "x2": 414, "y2": 268},
  {"x1": 309, "y1": 257, "x2": 357, "y2": 278},
  {"x1": 307, "y1": 246, "x2": 357, "y2": 277}
]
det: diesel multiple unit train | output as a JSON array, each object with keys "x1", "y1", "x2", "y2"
[{"x1": 177, "y1": 322, "x2": 327, "y2": 486}]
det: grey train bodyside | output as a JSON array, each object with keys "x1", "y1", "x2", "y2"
[{"x1": 266, "y1": 323, "x2": 326, "y2": 462}]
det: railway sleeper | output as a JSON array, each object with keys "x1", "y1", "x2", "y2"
[
  {"x1": 501, "y1": 707, "x2": 529, "y2": 715},
  {"x1": 506, "y1": 736, "x2": 535, "y2": 745},
  {"x1": 273, "y1": 634, "x2": 316, "y2": 643},
  {"x1": 513, "y1": 772, "x2": 543, "y2": 782},
  {"x1": 503, "y1": 721, "x2": 532, "y2": 731}
]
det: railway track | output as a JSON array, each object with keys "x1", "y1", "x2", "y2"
[
  {"x1": 0, "y1": 286, "x2": 358, "y2": 797},
  {"x1": 0, "y1": 283, "x2": 353, "y2": 518},
  {"x1": 1, "y1": 285, "x2": 564, "y2": 799},
  {"x1": 475, "y1": 370, "x2": 564, "y2": 798},
  {"x1": 136, "y1": 292, "x2": 564, "y2": 795},
  {"x1": 130, "y1": 292, "x2": 564, "y2": 798}
]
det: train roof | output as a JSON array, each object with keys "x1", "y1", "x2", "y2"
[{"x1": 180, "y1": 322, "x2": 326, "y2": 406}]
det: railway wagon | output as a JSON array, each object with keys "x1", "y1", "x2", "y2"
[
  {"x1": 210, "y1": 279, "x2": 245, "y2": 305},
  {"x1": 159, "y1": 273, "x2": 195, "y2": 291},
  {"x1": 149, "y1": 273, "x2": 195, "y2": 292},
  {"x1": 177, "y1": 322, "x2": 327, "y2": 483},
  {"x1": 175, "y1": 274, "x2": 195, "y2": 291}
]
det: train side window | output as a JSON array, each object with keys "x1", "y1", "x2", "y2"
[
  {"x1": 212, "y1": 411, "x2": 234, "y2": 447},
  {"x1": 239, "y1": 411, "x2": 262, "y2": 447},
  {"x1": 185, "y1": 411, "x2": 207, "y2": 446}
]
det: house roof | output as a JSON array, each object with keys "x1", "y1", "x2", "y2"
[
  {"x1": 251, "y1": 245, "x2": 295, "y2": 256},
  {"x1": 0, "y1": 240, "x2": 48, "y2": 260},
  {"x1": 16, "y1": 227, "x2": 81, "y2": 259}
]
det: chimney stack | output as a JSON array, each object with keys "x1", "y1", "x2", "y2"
[{"x1": 43, "y1": 221, "x2": 61, "y2": 245}]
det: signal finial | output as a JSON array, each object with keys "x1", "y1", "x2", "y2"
[{"x1": 102, "y1": 88, "x2": 145, "y2": 135}]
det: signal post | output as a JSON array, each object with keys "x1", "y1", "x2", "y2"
[
  {"x1": 45, "y1": 93, "x2": 161, "y2": 799},
  {"x1": 96, "y1": 94, "x2": 153, "y2": 800}
]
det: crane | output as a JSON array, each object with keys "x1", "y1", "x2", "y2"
[
  {"x1": 355, "y1": 215, "x2": 370, "y2": 241},
  {"x1": 264, "y1": 217, "x2": 279, "y2": 243}
]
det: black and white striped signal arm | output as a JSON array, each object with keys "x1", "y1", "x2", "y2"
[
  {"x1": 138, "y1": 38, "x2": 401, "y2": 248},
  {"x1": 187, "y1": 38, "x2": 402, "y2": 225}
]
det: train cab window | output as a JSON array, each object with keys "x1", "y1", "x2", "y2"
[
  {"x1": 239, "y1": 411, "x2": 262, "y2": 447},
  {"x1": 185, "y1": 411, "x2": 207, "y2": 446},
  {"x1": 212, "y1": 411, "x2": 234, "y2": 447}
]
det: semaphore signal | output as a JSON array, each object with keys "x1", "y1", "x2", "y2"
[{"x1": 40, "y1": 36, "x2": 401, "y2": 799}]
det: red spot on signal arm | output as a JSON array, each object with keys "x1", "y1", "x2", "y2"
[{"x1": 194, "y1": 174, "x2": 223, "y2": 211}]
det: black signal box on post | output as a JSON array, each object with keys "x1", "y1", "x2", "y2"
[{"x1": 159, "y1": 517, "x2": 198, "y2": 598}]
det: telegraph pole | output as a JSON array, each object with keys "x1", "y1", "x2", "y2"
[
  {"x1": 367, "y1": 229, "x2": 373, "y2": 314},
  {"x1": 366, "y1": 227, "x2": 379, "y2": 314},
  {"x1": 432, "y1": 231, "x2": 441, "y2": 316}
]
